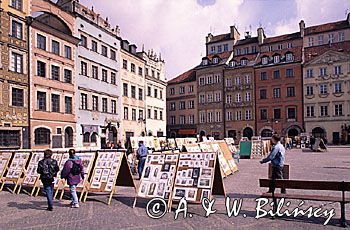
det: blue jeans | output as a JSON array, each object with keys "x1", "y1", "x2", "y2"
[
  {"x1": 138, "y1": 157, "x2": 146, "y2": 179},
  {"x1": 43, "y1": 183, "x2": 54, "y2": 209},
  {"x1": 70, "y1": 185, "x2": 79, "y2": 204}
]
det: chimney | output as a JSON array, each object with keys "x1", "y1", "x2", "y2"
[
  {"x1": 299, "y1": 20, "x2": 305, "y2": 37},
  {"x1": 230, "y1": 25, "x2": 240, "y2": 41},
  {"x1": 257, "y1": 27, "x2": 265, "y2": 45},
  {"x1": 206, "y1": 33, "x2": 213, "y2": 44}
]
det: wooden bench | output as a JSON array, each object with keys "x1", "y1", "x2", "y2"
[{"x1": 259, "y1": 179, "x2": 350, "y2": 227}]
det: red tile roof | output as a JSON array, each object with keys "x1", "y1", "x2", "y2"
[
  {"x1": 263, "y1": 32, "x2": 301, "y2": 44},
  {"x1": 304, "y1": 41, "x2": 350, "y2": 63},
  {"x1": 207, "y1": 51, "x2": 232, "y2": 60},
  {"x1": 207, "y1": 33, "x2": 231, "y2": 44},
  {"x1": 168, "y1": 69, "x2": 196, "y2": 84},
  {"x1": 305, "y1": 20, "x2": 349, "y2": 35}
]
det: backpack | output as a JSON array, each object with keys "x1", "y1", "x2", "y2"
[
  {"x1": 70, "y1": 161, "x2": 81, "y2": 175},
  {"x1": 40, "y1": 159, "x2": 57, "y2": 180}
]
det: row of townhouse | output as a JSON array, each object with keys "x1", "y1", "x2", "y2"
[
  {"x1": 167, "y1": 14, "x2": 350, "y2": 145},
  {"x1": 0, "y1": 0, "x2": 166, "y2": 150}
]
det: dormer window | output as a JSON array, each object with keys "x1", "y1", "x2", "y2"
[
  {"x1": 229, "y1": 61, "x2": 236, "y2": 67},
  {"x1": 273, "y1": 55, "x2": 280, "y2": 64},
  {"x1": 286, "y1": 53, "x2": 294, "y2": 62},
  {"x1": 262, "y1": 57, "x2": 268, "y2": 65},
  {"x1": 240, "y1": 58, "x2": 247, "y2": 66},
  {"x1": 202, "y1": 59, "x2": 208, "y2": 65},
  {"x1": 213, "y1": 57, "x2": 219, "y2": 64}
]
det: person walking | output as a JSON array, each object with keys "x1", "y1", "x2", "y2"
[
  {"x1": 137, "y1": 141, "x2": 148, "y2": 179},
  {"x1": 260, "y1": 134, "x2": 286, "y2": 194},
  {"x1": 61, "y1": 149, "x2": 84, "y2": 208},
  {"x1": 37, "y1": 149, "x2": 59, "y2": 211}
]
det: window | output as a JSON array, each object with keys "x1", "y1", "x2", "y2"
[
  {"x1": 92, "y1": 95, "x2": 98, "y2": 111},
  {"x1": 138, "y1": 67, "x2": 143, "y2": 76},
  {"x1": 65, "y1": 96, "x2": 72, "y2": 114},
  {"x1": 188, "y1": 100, "x2": 195, "y2": 109},
  {"x1": 154, "y1": 89, "x2": 158, "y2": 98},
  {"x1": 339, "y1": 32, "x2": 345, "y2": 42},
  {"x1": 199, "y1": 77, "x2": 205, "y2": 86},
  {"x1": 334, "y1": 82, "x2": 342, "y2": 93},
  {"x1": 129, "y1": 109, "x2": 136, "y2": 121},
  {"x1": 308, "y1": 37, "x2": 314, "y2": 46},
  {"x1": 287, "y1": 108, "x2": 296, "y2": 119},
  {"x1": 207, "y1": 93, "x2": 213, "y2": 103},
  {"x1": 64, "y1": 69, "x2": 72, "y2": 83},
  {"x1": 81, "y1": 35, "x2": 87, "y2": 48},
  {"x1": 207, "y1": 75, "x2": 213, "y2": 84},
  {"x1": 37, "y1": 92, "x2": 46, "y2": 111},
  {"x1": 10, "y1": 52, "x2": 23, "y2": 73},
  {"x1": 111, "y1": 72, "x2": 116, "y2": 85},
  {"x1": 92, "y1": 66, "x2": 98, "y2": 79},
  {"x1": 236, "y1": 111, "x2": 242, "y2": 121},
  {"x1": 199, "y1": 94, "x2": 205, "y2": 103},
  {"x1": 335, "y1": 104, "x2": 343, "y2": 116},
  {"x1": 260, "y1": 109, "x2": 267, "y2": 120},
  {"x1": 110, "y1": 50, "x2": 116, "y2": 60},
  {"x1": 51, "y1": 94, "x2": 60, "y2": 112},
  {"x1": 227, "y1": 111, "x2": 233, "y2": 121},
  {"x1": 260, "y1": 89, "x2": 267, "y2": 99},
  {"x1": 306, "y1": 69, "x2": 313, "y2": 78},
  {"x1": 207, "y1": 112, "x2": 213, "y2": 123},
  {"x1": 244, "y1": 47, "x2": 249, "y2": 54},
  {"x1": 245, "y1": 92, "x2": 251, "y2": 101},
  {"x1": 37, "y1": 34, "x2": 46, "y2": 50},
  {"x1": 273, "y1": 55, "x2": 280, "y2": 63},
  {"x1": 124, "y1": 107, "x2": 129, "y2": 120},
  {"x1": 318, "y1": 35, "x2": 324, "y2": 45},
  {"x1": 160, "y1": 111, "x2": 163, "y2": 120},
  {"x1": 214, "y1": 74, "x2": 220, "y2": 83},
  {"x1": 147, "y1": 86, "x2": 151, "y2": 96},
  {"x1": 83, "y1": 132, "x2": 90, "y2": 143},
  {"x1": 179, "y1": 115, "x2": 186, "y2": 124},
  {"x1": 123, "y1": 59, "x2": 128, "y2": 69},
  {"x1": 91, "y1": 133, "x2": 98, "y2": 143},
  {"x1": 244, "y1": 75, "x2": 251, "y2": 84},
  {"x1": 81, "y1": 61, "x2": 87, "y2": 76},
  {"x1": 320, "y1": 67, "x2": 327, "y2": 76},
  {"x1": 213, "y1": 57, "x2": 219, "y2": 64},
  {"x1": 252, "y1": 46, "x2": 257, "y2": 53},
  {"x1": 64, "y1": 46, "x2": 72, "y2": 59},
  {"x1": 306, "y1": 106, "x2": 314, "y2": 117},
  {"x1": 210, "y1": 46, "x2": 216, "y2": 53},
  {"x1": 287, "y1": 43, "x2": 292, "y2": 48},
  {"x1": 91, "y1": 40, "x2": 98, "y2": 52},
  {"x1": 101, "y1": 45, "x2": 108, "y2": 57},
  {"x1": 37, "y1": 61, "x2": 46, "y2": 77},
  {"x1": 215, "y1": 111, "x2": 221, "y2": 122},
  {"x1": 286, "y1": 69, "x2": 294, "y2": 77},
  {"x1": 170, "y1": 116, "x2": 176, "y2": 125},
  {"x1": 35, "y1": 128, "x2": 50, "y2": 145},
  {"x1": 235, "y1": 77, "x2": 241, "y2": 85},
  {"x1": 188, "y1": 85, "x2": 194, "y2": 93},
  {"x1": 131, "y1": 86, "x2": 136, "y2": 98},
  {"x1": 179, "y1": 86, "x2": 185, "y2": 94},
  {"x1": 287, "y1": 87, "x2": 295, "y2": 97},
  {"x1": 179, "y1": 101, "x2": 186, "y2": 110},
  {"x1": 226, "y1": 78, "x2": 232, "y2": 87},
  {"x1": 260, "y1": 72, "x2": 268, "y2": 80},
  {"x1": 273, "y1": 88, "x2": 281, "y2": 98},
  {"x1": 240, "y1": 59, "x2": 247, "y2": 66},
  {"x1": 328, "y1": 34, "x2": 334, "y2": 43},
  {"x1": 145, "y1": 68, "x2": 149, "y2": 76},
  {"x1": 111, "y1": 100, "x2": 117, "y2": 114},
  {"x1": 236, "y1": 48, "x2": 241, "y2": 55},
  {"x1": 199, "y1": 112, "x2": 205, "y2": 123},
  {"x1": 320, "y1": 105, "x2": 328, "y2": 117},
  {"x1": 160, "y1": 90, "x2": 163, "y2": 99},
  {"x1": 217, "y1": 45, "x2": 222, "y2": 53},
  {"x1": 138, "y1": 88, "x2": 143, "y2": 100},
  {"x1": 188, "y1": 115, "x2": 194, "y2": 124},
  {"x1": 81, "y1": 93, "x2": 87, "y2": 110},
  {"x1": 102, "y1": 98, "x2": 108, "y2": 113},
  {"x1": 51, "y1": 65, "x2": 60, "y2": 81},
  {"x1": 273, "y1": 70, "x2": 280, "y2": 79},
  {"x1": 306, "y1": 86, "x2": 314, "y2": 96},
  {"x1": 226, "y1": 95, "x2": 232, "y2": 104},
  {"x1": 262, "y1": 57, "x2": 268, "y2": 65},
  {"x1": 277, "y1": 44, "x2": 283, "y2": 50},
  {"x1": 274, "y1": 108, "x2": 281, "y2": 119},
  {"x1": 131, "y1": 63, "x2": 136, "y2": 73},
  {"x1": 223, "y1": 44, "x2": 228, "y2": 52},
  {"x1": 215, "y1": 92, "x2": 221, "y2": 102},
  {"x1": 0, "y1": 130, "x2": 20, "y2": 147},
  {"x1": 335, "y1": 66, "x2": 342, "y2": 75},
  {"x1": 170, "y1": 88, "x2": 175, "y2": 95},
  {"x1": 11, "y1": 0, "x2": 22, "y2": 10},
  {"x1": 102, "y1": 69, "x2": 108, "y2": 82},
  {"x1": 154, "y1": 110, "x2": 158, "y2": 120},
  {"x1": 236, "y1": 93, "x2": 241, "y2": 103},
  {"x1": 11, "y1": 20, "x2": 22, "y2": 39},
  {"x1": 139, "y1": 110, "x2": 144, "y2": 119},
  {"x1": 320, "y1": 84, "x2": 327, "y2": 94},
  {"x1": 152, "y1": 70, "x2": 155, "y2": 78},
  {"x1": 123, "y1": 83, "x2": 128, "y2": 97},
  {"x1": 52, "y1": 40, "x2": 60, "y2": 55},
  {"x1": 170, "y1": 102, "x2": 176, "y2": 111},
  {"x1": 245, "y1": 110, "x2": 251, "y2": 120}
]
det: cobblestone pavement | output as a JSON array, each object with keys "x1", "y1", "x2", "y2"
[{"x1": 0, "y1": 148, "x2": 349, "y2": 229}]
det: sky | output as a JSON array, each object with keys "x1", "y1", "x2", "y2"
[{"x1": 80, "y1": 0, "x2": 350, "y2": 80}]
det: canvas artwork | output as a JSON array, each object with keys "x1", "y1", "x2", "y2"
[
  {"x1": 6, "y1": 152, "x2": 30, "y2": 179},
  {"x1": 23, "y1": 153, "x2": 44, "y2": 185},
  {"x1": 0, "y1": 153, "x2": 12, "y2": 178}
]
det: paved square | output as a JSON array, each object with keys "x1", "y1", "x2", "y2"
[{"x1": 0, "y1": 148, "x2": 349, "y2": 229}]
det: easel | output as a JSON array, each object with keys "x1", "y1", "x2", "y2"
[{"x1": 0, "y1": 152, "x2": 14, "y2": 192}]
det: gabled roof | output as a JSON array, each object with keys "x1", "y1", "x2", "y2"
[
  {"x1": 207, "y1": 33, "x2": 231, "y2": 44},
  {"x1": 305, "y1": 20, "x2": 349, "y2": 35},
  {"x1": 235, "y1": 37, "x2": 258, "y2": 46},
  {"x1": 168, "y1": 69, "x2": 196, "y2": 85},
  {"x1": 305, "y1": 49, "x2": 350, "y2": 66},
  {"x1": 264, "y1": 32, "x2": 301, "y2": 44}
]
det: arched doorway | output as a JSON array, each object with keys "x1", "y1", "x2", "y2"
[
  {"x1": 108, "y1": 126, "x2": 118, "y2": 144},
  {"x1": 34, "y1": 127, "x2": 51, "y2": 146},
  {"x1": 199, "y1": 131, "x2": 206, "y2": 142},
  {"x1": 243, "y1": 127, "x2": 254, "y2": 140},
  {"x1": 288, "y1": 128, "x2": 299, "y2": 137},
  {"x1": 261, "y1": 129, "x2": 273, "y2": 137},
  {"x1": 64, "y1": 127, "x2": 73, "y2": 148},
  {"x1": 312, "y1": 127, "x2": 326, "y2": 138}
]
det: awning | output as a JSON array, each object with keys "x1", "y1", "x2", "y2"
[
  {"x1": 178, "y1": 129, "x2": 196, "y2": 135},
  {"x1": 82, "y1": 125, "x2": 99, "y2": 133}
]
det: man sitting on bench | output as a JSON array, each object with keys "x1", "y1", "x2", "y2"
[{"x1": 260, "y1": 134, "x2": 286, "y2": 194}]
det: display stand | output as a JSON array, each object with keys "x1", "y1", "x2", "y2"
[
  {"x1": 0, "y1": 152, "x2": 14, "y2": 192},
  {"x1": 210, "y1": 143, "x2": 232, "y2": 177},
  {"x1": 172, "y1": 152, "x2": 225, "y2": 207},
  {"x1": 133, "y1": 153, "x2": 179, "y2": 211},
  {"x1": 0, "y1": 152, "x2": 31, "y2": 194},
  {"x1": 81, "y1": 151, "x2": 136, "y2": 205},
  {"x1": 217, "y1": 141, "x2": 238, "y2": 173}
]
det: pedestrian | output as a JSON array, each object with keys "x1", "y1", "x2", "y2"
[
  {"x1": 137, "y1": 140, "x2": 148, "y2": 179},
  {"x1": 61, "y1": 149, "x2": 84, "y2": 208},
  {"x1": 116, "y1": 141, "x2": 123, "y2": 149},
  {"x1": 37, "y1": 149, "x2": 59, "y2": 211},
  {"x1": 260, "y1": 134, "x2": 286, "y2": 194}
]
